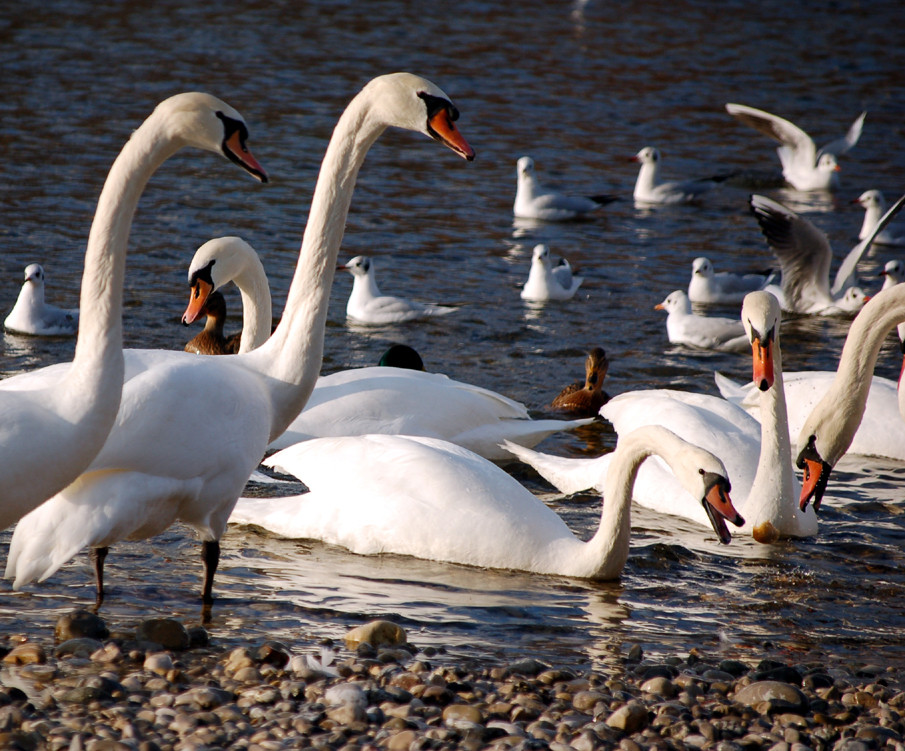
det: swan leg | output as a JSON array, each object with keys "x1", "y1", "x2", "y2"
[
  {"x1": 201, "y1": 540, "x2": 220, "y2": 605},
  {"x1": 91, "y1": 546, "x2": 108, "y2": 612}
]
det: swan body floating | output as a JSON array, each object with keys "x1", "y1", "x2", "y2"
[
  {"x1": 4, "y1": 264, "x2": 79, "y2": 336},
  {"x1": 748, "y1": 193, "x2": 905, "y2": 315},
  {"x1": 521, "y1": 244, "x2": 583, "y2": 301},
  {"x1": 339, "y1": 255, "x2": 456, "y2": 325},
  {"x1": 855, "y1": 190, "x2": 905, "y2": 247},
  {"x1": 655, "y1": 290, "x2": 746, "y2": 351},
  {"x1": 508, "y1": 291, "x2": 817, "y2": 543},
  {"x1": 725, "y1": 103, "x2": 865, "y2": 191},
  {"x1": 513, "y1": 156, "x2": 616, "y2": 221},
  {"x1": 793, "y1": 284, "x2": 905, "y2": 510},
  {"x1": 5, "y1": 73, "x2": 475, "y2": 609},
  {"x1": 231, "y1": 429, "x2": 742, "y2": 579},
  {"x1": 268, "y1": 366, "x2": 593, "y2": 460},
  {"x1": 0, "y1": 92, "x2": 266, "y2": 534},
  {"x1": 550, "y1": 347, "x2": 609, "y2": 416},
  {"x1": 631, "y1": 147, "x2": 719, "y2": 204},
  {"x1": 687, "y1": 257, "x2": 771, "y2": 304}
]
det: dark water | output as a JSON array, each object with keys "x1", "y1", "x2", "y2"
[{"x1": 2, "y1": 0, "x2": 905, "y2": 669}]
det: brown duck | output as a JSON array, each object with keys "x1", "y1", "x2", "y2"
[
  {"x1": 183, "y1": 290, "x2": 242, "y2": 355},
  {"x1": 551, "y1": 347, "x2": 609, "y2": 416}
]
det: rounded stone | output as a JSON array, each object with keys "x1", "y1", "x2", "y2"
[
  {"x1": 55, "y1": 638, "x2": 105, "y2": 659},
  {"x1": 733, "y1": 681, "x2": 808, "y2": 711},
  {"x1": 344, "y1": 620, "x2": 407, "y2": 649},
  {"x1": 606, "y1": 701, "x2": 649, "y2": 732},
  {"x1": 641, "y1": 676, "x2": 678, "y2": 698},
  {"x1": 55, "y1": 609, "x2": 109, "y2": 642},
  {"x1": 443, "y1": 704, "x2": 483, "y2": 725},
  {"x1": 143, "y1": 652, "x2": 174, "y2": 676},
  {"x1": 2, "y1": 643, "x2": 46, "y2": 666},
  {"x1": 135, "y1": 618, "x2": 190, "y2": 651}
]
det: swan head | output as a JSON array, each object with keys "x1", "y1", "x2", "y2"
[
  {"x1": 655, "y1": 290, "x2": 691, "y2": 315},
  {"x1": 153, "y1": 92, "x2": 268, "y2": 183},
  {"x1": 337, "y1": 256, "x2": 371, "y2": 278},
  {"x1": 691, "y1": 257, "x2": 713, "y2": 278},
  {"x1": 795, "y1": 434, "x2": 832, "y2": 513},
  {"x1": 741, "y1": 291, "x2": 781, "y2": 391},
  {"x1": 362, "y1": 74, "x2": 474, "y2": 161},
  {"x1": 673, "y1": 443, "x2": 743, "y2": 545},
  {"x1": 632, "y1": 146, "x2": 659, "y2": 165},
  {"x1": 183, "y1": 236, "x2": 259, "y2": 325}
]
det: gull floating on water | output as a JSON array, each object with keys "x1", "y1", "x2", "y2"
[
  {"x1": 4, "y1": 263, "x2": 79, "y2": 336},
  {"x1": 631, "y1": 146, "x2": 723, "y2": 204},
  {"x1": 655, "y1": 289, "x2": 746, "y2": 351},
  {"x1": 521, "y1": 244, "x2": 583, "y2": 301},
  {"x1": 513, "y1": 156, "x2": 617, "y2": 221},
  {"x1": 854, "y1": 190, "x2": 905, "y2": 247},
  {"x1": 725, "y1": 103, "x2": 865, "y2": 191},
  {"x1": 687, "y1": 256, "x2": 772, "y2": 304}
]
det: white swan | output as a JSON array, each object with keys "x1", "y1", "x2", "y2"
[
  {"x1": 513, "y1": 156, "x2": 616, "y2": 221},
  {"x1": 747, "y1": 193, "x2": 905, "y2": 315},
  {"x1": 174, "y1": 239, "x2": 590, "y2": 459},
  {"x1": 5, "y1": 73, "x2": 475, "y2": 609},
  {"x1": 230, "y1": 428, "x2": 742, "y2": 579},
  {"x1": 725, "y1": 103, "x2": 865, "y2": 191},
  {"x1": 631, "y1": 147, "x2": 719, "y2": 205},
  {"x1": 182, "y1": 236, "x2": 273, "y2": 354},
  {"x1": 507, "y1": 292, "x2": 817, "y2": 543},
  {"x1": 687, "y1": 257, "x2": 771, "y2": 304},
  {"x1": 793, "y1": 284, "x2": 905, "y2": 510},
  {"x1": 655, "y1": 290, "x2": 746, "y2": 351},
  {"x1": 0, "y1": 93, "x2": 266, "y2": 533},
  {"x1": 520, "y1": 244, "x2": 583, "y2": 301},
  {"x1": 338, "y1": 255, "x2": 457, "y2": 325},
  {"x1": 855, "y1": 190, "x2": 905, "y2": 246},
  {"x1": 4, "y1": 263, "x2": 79, "y2": 336}
]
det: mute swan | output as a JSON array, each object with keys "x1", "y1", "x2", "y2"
[
  {"x1": 631, "y1": 147, "x2": 721, "y2": 204},
  {"x1": 550, "y1": 347, "x2": 609, "y2": 416},
  {"x1": 725, "y1": 104, "x2": 865, "y2": 191},
  {"x1": 521, "y1": 244, "x2": 583, "y2": 301},
  {"x1": 507, "y1": 292, "x2": 817, "y2": 543},
  {"x1": 793, "y1": 284, "x2": 905, "y2": 510},
  {"x1": 687, "y1": 257, "x2": 771, "y2": 304},
  {"x1": 338, "y1": 255, "x2": 457, "y2": 325},
  {"x1": 748, "y1": 193, "x2": 905, "y2": 315},
  {"x1": 6, "y1": 73, "x2": 474, "y2": 609},
  {"x1": 655, "y1": 290, "x2": 746, "y2": 351},
  {"x1": 855, "y1": 190, "x2": 905, "y2": 247},
  {"x1": 4, "y1": 263, "x2": 79, "y2": 336},
  {"x1": 182, "y1": 236, "x2": 273, "y2": 354},
  {"x1": 513, "y1": 156, "x2": 616, "y2": 221},
  {"x1": 183, "y1": 291, "x2": 241, "y2": 355},
  {"x1": 0, "y1": 92, "x2": 266, "y2": 533},
  {"x1": 175, "y1": 238, "x2": 591, "y2": 459},
  {"x1": 230, "y1": 428, "x2": 743, "y2": 578}
]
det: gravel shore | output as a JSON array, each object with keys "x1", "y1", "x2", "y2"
[{"x1": 1, "y1": 610, "x2": 903, "y2": 751}]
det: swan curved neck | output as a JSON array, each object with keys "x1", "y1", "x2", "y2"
[
  {"x1": 243, "y1": 89, "x2": 387, "y2": 439},
  {"x1": 233, "y1": 252, "x2": 272, "y2": 353}
]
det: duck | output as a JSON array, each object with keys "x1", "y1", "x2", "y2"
[
  {"x1": 4, "y1": 263, "x2": 79, "y2": 336},
  {"x1": 631, "y1": 146, "x2": 721, "y2": 204},
  {"x1": 854, "y1": 190, "x2": 905, "y2": 247},
  {"x1": 725, "y1": 103, "x2": 865, "y2": 191},
  {"x1": 791, "y1": 284, "x2": 905, "y2": 510},
  {"x1": 747, "y1": 193, "x2": 905, "y2": 315},
  {"x1": 655, "y1": 289, "x2": 746, "y2": 351},
  {"x1": 183, "y1": 291, "x2": 241, "y2": 355},
  {"x1": 230, "y1": 428, "x2": 743, "y2": 579},
  {"x1": 687, "y1": 256, "x2": 771, "y2": 304},
  {"x1": 550, "y1": 347, "x2": 609, "y2": 416},
  {"x1": 0, "y1": 92, "x2": 266, "y2": 534},
  {"x1": 513, "y1": 156, "x2": 617, "y2": 221},
  {"x1": 173, "y1": 239, "x2": 589, "y2": 460},
  {"x1": 339, "y1": 255, "x2": 457, "y2": 325},
  {"x1": 507, "y1": 291, "x2": 817, "y2": 543},
  {"x1": 5, "y1": 73, "x2": 475, "y2": 611},
  {"x1": 521, "y1": 244, "x2": 583, "y2": 301}
]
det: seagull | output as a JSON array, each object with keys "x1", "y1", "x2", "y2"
[
  {"x1": 880, "y1": 259, "x2": 905, "y2": 290},
  {"x1": 4, "y1": 263, "x2": 79, "y2": 336},
  {"x1": 854, "y1": 190, "x2": 905, "y2": 246},
  {"x1": 338, "y1": 255, "x2": 457, "y2": 325},
  {"x1": 725, "y1": 103, "x2": 865, "y2": 191},
  {"x1": 687, "y1": 256, "x2": 772, "y2": 304},
  {"x1": 631, "y1": 147, "x2": 722, "y2": 204},
  {"x1": 655, "y1": 290, "x2": 747, "y2": 351},
  {"x1": 513, "y1": 156, "x2": 617, "y2": 221},
  {"x1": 748, "y1": 193, "x2": 905, "y2": 315},
  {"x1": 520, "y1": 244, "x2": 583, "y2": 301}
]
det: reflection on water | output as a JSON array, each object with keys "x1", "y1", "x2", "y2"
[{"x1": 2, "y1": 0, "x2": 905, "y2": 671}]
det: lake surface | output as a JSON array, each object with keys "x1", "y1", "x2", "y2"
[{"x1": 2, "y1": 0, "x2": 905, "y2": 670}]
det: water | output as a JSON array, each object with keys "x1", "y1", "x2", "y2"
[{"x1": 2, "y1": 0, "x2": 905, "y2": 670}]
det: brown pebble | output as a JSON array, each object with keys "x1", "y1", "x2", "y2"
[
  {"x1": 54, "y1": 609, "x2": 109, "y2": 642},
  {"x1": 3, "y1": 643, "x2": 46, "y2": 665},
  {"x1": 344, "y1": 620, "x2": 407, "y2": 649},
  {"x1": 135, "y1": 618, "x2": 190, "y2": 651}
]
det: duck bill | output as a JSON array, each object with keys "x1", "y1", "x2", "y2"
[
  {"x1": 182, "y1": 279, "x2": 214, "y2": 325},
  {"x1": 223, "y1": 130, "x2": 268, "y2": 183},
  {"x1": 799, "y1": 457, "x2": 831, "y2": 512},
  {"x1": 427, "y1": 109, "x2": 475, "y2": 161},
  {"x1": 752, "y1": 337, "x2": 774, "y2": 391},
  {"x1": 702, "y1": 478, "x2": 744, "y2": 545}
]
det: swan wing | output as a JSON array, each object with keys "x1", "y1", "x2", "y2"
[{"x1": 501, "y1": 439, "x2": 610, "y2": 494}]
